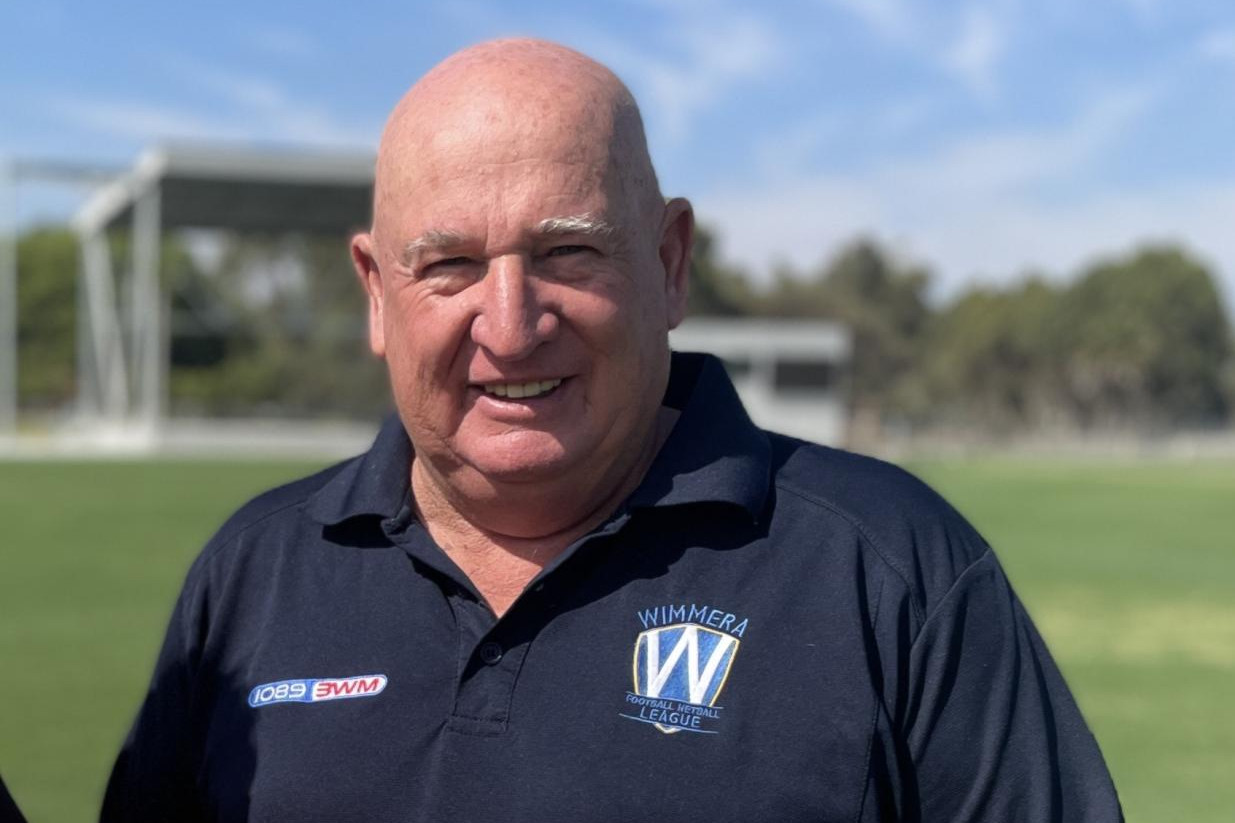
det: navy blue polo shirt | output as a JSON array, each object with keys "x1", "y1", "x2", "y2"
[
  {"x1": 102, "y1": 352, "x2": 1121, "y2": 822},
  {"x1": 0, "y1": 774, "x2": 25, "y2": 823}
]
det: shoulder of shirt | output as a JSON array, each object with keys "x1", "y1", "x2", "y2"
[
  {"x1": 765, "y1": 431, "x2": 992, "y2": 624},
  {"x1": 189, "y1": 457, "x2": 360, "y2": 570}
]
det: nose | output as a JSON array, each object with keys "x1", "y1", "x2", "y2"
[{"x1": 470, "y1": 254, "x2": 558, "y2": 360}]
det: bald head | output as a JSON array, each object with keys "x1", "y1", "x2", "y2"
[
  {"x1": 372, "y1": 39, "x2": 663, "y2": 243},
  {"x1": 350, "y1": 38, "x2": 695, "y2": 540}
]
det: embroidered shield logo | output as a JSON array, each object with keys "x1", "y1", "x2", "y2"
[{"x1": 632, "y1": 623, "x2": 739, "y2": 734}]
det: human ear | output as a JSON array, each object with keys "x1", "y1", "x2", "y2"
[
  {"x1": 658, "y1": 197, "x2": 694, "y2": 329},
  {"x1": 350, "y1": 232, "x2": 387, "y2": 358}
]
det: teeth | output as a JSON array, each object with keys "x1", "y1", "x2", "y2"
[{"x1": 482, "y1": 378, "x2": 563, "y2": 399}]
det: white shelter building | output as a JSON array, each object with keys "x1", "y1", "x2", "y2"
[
  {"x1": 68, "y1": 143, "x2": 374, "y2": 447},
  {"x1": 671, "y1": 319, "x2": 851, "y2": 445}
]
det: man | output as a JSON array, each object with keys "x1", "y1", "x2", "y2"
[
  {"x1": 0, "y1": 774, "x2": 27, "y2": 823},
  {"x1": 103, "y1": 39, "x2": 1122, "y2": 822}
]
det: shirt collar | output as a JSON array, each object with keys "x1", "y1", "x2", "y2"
[
  {"x1": 305, "y1": 412, "x2": 412, "y2": 525},
  {"x1": 626, "y1": 351, "x2": 771, "y2": 520},
  {"x1": 305, "y1": 351, "x2": 771, "y2": 526}
]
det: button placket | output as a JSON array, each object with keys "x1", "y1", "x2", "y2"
[
  {"x1": 478, "y1": 641, "x2": 503, "y2": 665},
  {"x1": 444, "y1": 526, "x2": 626, "y2": 736},
  {"x1": 447, "y1": 633, "x2": 528, "y2": 735}
]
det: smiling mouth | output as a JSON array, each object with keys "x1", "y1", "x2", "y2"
[{"x1": 480, "y1": 378, "x2": 564, "y2": 400}]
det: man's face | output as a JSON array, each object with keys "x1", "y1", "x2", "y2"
[{"x1": 356, "y1": 114, "x2": 688, "y2": 496}]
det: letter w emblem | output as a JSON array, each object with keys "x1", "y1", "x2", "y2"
[{"x1": 633, "y1": 624, "x2": 739, "y2": 733}]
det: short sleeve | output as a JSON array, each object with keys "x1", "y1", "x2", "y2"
[{"x1": 902, "y1": 550, "x2": 1123, "y2": 822}]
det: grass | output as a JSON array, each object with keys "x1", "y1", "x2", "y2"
[
  {"x1": 2, "y1": 456, "x2": 1233, "y2": 821},
  {"x1": 907, "y1": 458, "x2": 1235, "y2": 823},
  {"x1": 0, "y1": 460, "x2": 331, "y2": 823}
]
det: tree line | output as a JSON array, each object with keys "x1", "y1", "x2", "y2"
[
  {"x1": 13, "y1": 225, "x2": 1234, "y2": 435},
  {"x1": 691, "y1": 227, "x2": 1233, "y2": 437},
  {"x1": 14, "y1": 228, "x2": 387, "y2": 420}
]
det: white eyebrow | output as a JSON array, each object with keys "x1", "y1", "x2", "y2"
[
  {"x1": 533, "y1": 213, "x2": 619, "y2": 240},
  {"x1": 399, "y1": 229, "x2": 467, "y2": 264},
  {"x1": 398, "y1": 214, "x2": 619, "y2": 265}
]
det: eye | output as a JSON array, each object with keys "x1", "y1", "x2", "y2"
[
  {"x1": 429, "y1": 256, "x2": 476, "y2": 268},
  {"x1": 418, "y1": 256, "x2": 483, "y2": 281},
  {"x1": 415, "y1": 256, "x2": 484, "y2": 291},
  {"x1": 545, "y1": 244, "x2": 593, "y2": 258}
]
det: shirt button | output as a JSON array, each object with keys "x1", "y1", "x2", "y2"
[{"x1": 479, "y1": 641, "x2": 504, "y2": 665}]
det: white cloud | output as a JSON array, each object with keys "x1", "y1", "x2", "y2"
[
  {"x1": 655, "y1": 16, "x2": 780, "y2": 129},
  {"x1": 750, "y1": 95, "x2": 940, "y2": 180},
  {"x1": 1197, "y1": 28, "x2": 1235, "y2": 63},
  {"x1": 878, "y1": 95, "x2": 938, "y2": 136},
  {"x1": 904, "y1": 181, "x2": 1235, "y2": 310},
  {"x1": 819, "y1": 1, "x2": 1011, "y2": 101},
  {"x1": 752, "y1": 111, "x2": 844, "y2": 179},
  {"x1": 694, "y1": 174, "x2": 886, "y2": 272},
  {"x1": 886, "y1": 83, "x2": 1155, "y2": 199},
  {"x1": 700, "y1": 170, "x2": 1235, "y2": 312},
  {"x1": 818, "y1": 0, "x2": 914, "y2": 43},
  {"x1": 417, "y1": 0, "x2": 784, "y2": 145},
  {"x1": 1114, "y1": 0, "x2": 1161, "y2": 26},
  {"x1": 184, "y1": 64, "x2": 289, "y2": 111},
  {"x1": 178, "y1": 63, "x2": 380, "y2": 147},
  {"x1": 577, "y1": 11, "x2": 783, "y2": 144},
  {"x1": 49, "y1": 85, "x2": 378, "y2": 150},
  {"x1": 242, "y1": 26, "x2": 318, "y2": 59},
  {"x1": 942, "y1": 6, "x2": 1005, "y2": 100},
  {"x1": 49, "y1": 98, "x2": 254, "y2": 143},
  {"x1": 47, "y1": 52, "x2": 381, "y2": 151},
  {"x1": 687, "y1": 81, "x2": 1235, "y2": 309}
]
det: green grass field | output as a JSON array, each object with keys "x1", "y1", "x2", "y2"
[{"x1": 1, "y1": 457, "x2": 1232, "y2": 821}]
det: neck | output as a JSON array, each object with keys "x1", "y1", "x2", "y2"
[{"x1": 411, "y1": 407, "x2": 679, "y2": 615}]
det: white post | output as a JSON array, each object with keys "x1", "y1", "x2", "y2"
[
  {"x1": 82, "y1": 229, "x2": 129, "y2": 423},
  {"x1": 131, "y1": 183, "x2": 162, "y2": 433},
  {"x1": 0, "y1": 160, "x2": 17, "y2": 444},
  {"x1": 76, "y1": 231, "x2": 97, "y2": 417}
]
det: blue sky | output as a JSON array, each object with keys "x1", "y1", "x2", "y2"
[{"x1": 7, "y1": 0, "x2": 1235, "y2": 308}]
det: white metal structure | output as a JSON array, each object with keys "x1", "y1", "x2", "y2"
[
  {"x1": 68, "y1": 143, "x2": 374, "y2": 447},
  {"x1": 1, "y1": 158, "x2": 124, "y2": 447},
  {"x1": 671, "y1": 318, "x2": 851, "y2": 445}
]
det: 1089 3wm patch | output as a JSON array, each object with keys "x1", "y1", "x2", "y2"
[
  {"x1": 620, "y1": 603, "x2": 747, "y2": 735},
  {"x1": 247, "y1": 674, "x2": 388, "y2": 708}
]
